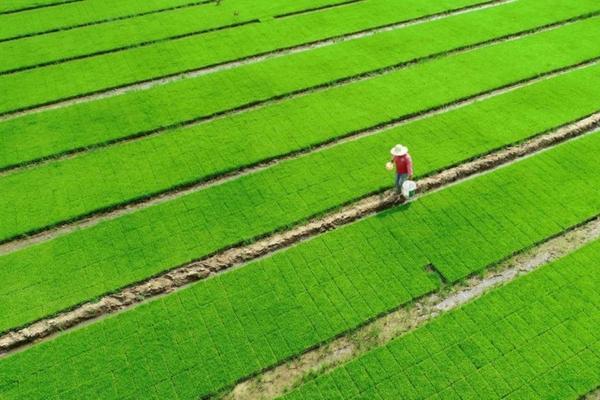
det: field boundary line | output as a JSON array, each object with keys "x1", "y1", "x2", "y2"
[
  {"x1": 0, "y1": 0, "x2": 498, "y2": 75},
  {"x1": 0, "y1": 0, "x2": 516, "y2": 119},
  {"x1": 0, "y1": 0, "x2": 82, "y2": 16},
  {"x1": 0, "y1": 114, "x2": 598, "y2": 356},
  {"x1": 0, "y1": 0, "x2": 216, "y2": 43},
  {"x1": 583, "y1": 386, "x2": 600, "y2": 400},
  {"x1": 273, "y1": 0, "x2": 364, "y2": 20},
  {"x1": 220, "y1": 217, "x2": 600, "y2": 400},
  {"x1": 0, "y1": 58, "x2": 597, "y2": 254},
  {"x1": 0, "y1": 19, "x2": 261, "y2": 76},
  {"x1": 1, "y1": 9, "x2": 596, "y2": 176}
]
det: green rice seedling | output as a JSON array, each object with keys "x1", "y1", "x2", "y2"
[
  {"x1": 2, "y1": 0, "x2": 596, "y2": 168},
  {"x1": 0, "y1": 0, "x2": 208, "y2": 38},
  {"x1": 0, "y1": 0, "x2": 502, "y2": 113},
  {"x1": 0, "y1": 0, "x2": 364, "y2": 68},
  {"x1": 1, "y1": 17, "x2": 599, "y2": 241},
  {"x1": 1, "y1": 62, "x2": 600, "y2": 333},
  {"x1": 0, "y1": 127, "x2": 599, "y2": 399},
  {"x1": 282, "y1": 238, "x2": 600, "y2": 399}
]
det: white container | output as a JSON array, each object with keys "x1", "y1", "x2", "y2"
[{"x1": 402, "y1": 180, "x2": 417, "y2": 198}]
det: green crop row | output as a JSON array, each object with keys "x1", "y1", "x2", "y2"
[
  {"x1": 0, "y1": 0, "x2": 74, "y2": 14},
  {"x1": 282, "y1": 239, "x2": 600, "y2": 400},
  {"x1": 2, "y1": 0, "x2": 597, "y2": 169},
  {"x1": 0, "y1": 0, "x2": 360, "y2": 70},
  {"x1": 0, "y1": 0, "x2": 208, "y2": 40},
  {"x1": 1, "y1": 60, "x2": 599, "y2": 337},
  {"x1": 1, "y1": 129, "x2": 599, "y2": 399},
  {"x1": 0, "y1": 0, "x2": 492, "y2": 114},
  {"x1": 1, "y1": 17, "x2": 599, "y2": 243}
]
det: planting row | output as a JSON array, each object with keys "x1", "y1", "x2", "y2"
[
  {"x1": 1, "y1": 62, "x2": 600, "y2": 335},
  {"x1": 2, "y1": 0, "x2": 597, "y2": 169},
  {"x1": 0, "y1": 0, "x2": 74, "y2": 14},
  {"x1": 1, "y1": 130, "x2": 599, "y2": 399},
  {"x1": 283, "y1": 239, "x2": 600, "y2": 400},
  {"x1": 0, "y1": 0, "x2": 208, "y2": 40},
  {"x1": 0, "y1": 0, "x2": 497, "y2": 113},
  {"x1": 0, "y1": 0, "x2": 363, "y2": 70},
  {"x1": 1, "y1": 17, "x2": 599, "y2": 243}
]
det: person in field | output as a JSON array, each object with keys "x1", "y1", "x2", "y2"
[{"x1": 389, "y1": 144, "x2": 413, "y2": 193}]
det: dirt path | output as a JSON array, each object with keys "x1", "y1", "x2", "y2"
[
  {"x1": 0, "y1": 115, "x2": 598, "y2": 356},
  {"x1": 220, "y1": 216, "x2": 600, "y2": 400},
  {"x1": 0, "y1": 0, "x2": 537, "y2": 124},
  {"x1": 0, "y1": 0, "x2": 524, "y2": 176},
  {"x1": 6, "y1": 8, "x2": 596, "y2": 180},
  {"x1": 584, "y1": 388, "x2": 600, "y2": 400},
  {"x1": 1, "y1": 58, "x2": 598, "y2": 256}
]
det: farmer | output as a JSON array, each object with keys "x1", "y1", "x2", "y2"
[{"x1": 389, "y1": 144, "x2": 413, "y2": 193}]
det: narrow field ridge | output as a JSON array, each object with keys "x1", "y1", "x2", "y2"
[
  {"x1": 0, "y1": 0, "x2": 82, "y2": 16},
  {"x1": 2, "y1": 20, "x2": 596, "y2": 178},
  {"x1": 222, "y1": 216, "x2": 600, "y2": 400},
  {"x1": 0, "y1": 0, "x2": 516, "y2": 121},
  {"x1": 584, "y1": 387, "x2": 600, "y2": 399},
  {"x1": 274, "y1": 0, "x2": 364, "y2": 19},
  {"x1": 0, "y1": 19, "x2": 260, "y2": 76},
  {"x1": 1, "y1": 115, "x2": 598, "y2": 356},
  {"x1": 0, "y1": 0, "x2": 216, "y2": 43},
  {"x1": 1, "y1": 59, "x2": 597, "y2": 255},
  {"x1": 0, "y1": 0, "x2": 491, "y2": 76},
  {"x1": 1, "y1": 11, "x2": 595, "y2": 177}
]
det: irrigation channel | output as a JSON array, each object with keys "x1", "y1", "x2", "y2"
[{"x1": 1, "y1": 114, "x2": 598, "y2": 356}]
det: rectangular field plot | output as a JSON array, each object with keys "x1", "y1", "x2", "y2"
[
  {"x1": 1, "y1": 16, "x2": 599, "y2": 242},
  {"x1": 0, "y1": 0, "x2": 493, "y2": 113},
  {"x1": 0, "y1": 0, "x2": 371, "y2": 70},
  {"x1": 1, "y1": 61, "x2": 600, "y2": 333},
  {"x1": 1, "y1": 129, "x2": 599, "y2": 399},
  {"x1": 283, "y1": 239, "x2": 600, "y2": 400},
  {"x1": 1, "y1": 0, "x2": 599, "y2": 398},
  {"x1": 2, "y1": 0, "x2": 596, "y2": 169}
]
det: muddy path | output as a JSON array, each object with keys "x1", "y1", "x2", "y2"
[
  {"x1": 1, "y1": 61, "x2": 598, "y2": 257},
  {"x1": 0, "y1": 114, "x2": 598, "y2": 356},
  {"x1": 220, "y1": 216, "x2": 600, "y2": 400}
]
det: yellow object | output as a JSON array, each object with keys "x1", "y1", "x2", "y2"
[{"x1": 385, "y1": 162, "x2": 394, "y2": 171}]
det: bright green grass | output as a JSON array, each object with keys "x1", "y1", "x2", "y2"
[
  {"x1": 2, "y1": 0, "x2": 597, "y2": 169},
  {"x1": 282, "y1": 241, "x2": 600, "y2": 400},
  {"x1": 1, "y1": 131, "x2": 600, "y2": 399},
  {"x1": 0, "y1": 0, "x2": 358, "y2": 70},
  {"x1": 1, "y1": 17, "x2": 599, "y2": 242},
  {"x1": 1, "y1": 60, "x2": 599, "y2": 334},
  {"x1": 0, "y1": 0, "x2": 206, "y2": 39},
  {"x1": 0, "y1": 0, "x2": 72, "y2": 13},
  {"x1": 0, "y1": 0, "x2": 586, "y2": 170},
  {"x1": 0, "y1": 0, "x2": 492, "y2": 114}
]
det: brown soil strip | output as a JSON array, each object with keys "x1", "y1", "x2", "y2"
[
  {"x1": 220, "y1": 216, "x2": 600, "y2": 400},
  {"x1": 0, "y1": 0, "x2": 216, "y2": 43},
  {"x1": 0, "y1": 0, "x2": 82, "y2": 16},
  {"x1": 0, "y1": 0, "x2": 515, "y2": 121},
  {"x1": 0, "y1": 58, "x2": 597, "y2": 256},
  {"x1": 584, "y1": 387, "x2": 600, "y2": 400},
  {"x1": 0, "y1": 115, "x2": 598, "y2": 357},
  {"x1": 1, "y1": 10, "x2": 595, "y2": 178}
]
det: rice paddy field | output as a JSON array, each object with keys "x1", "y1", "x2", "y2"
[{"x1": 0, "y1": 0, "x2": 599, "y2": 399}]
